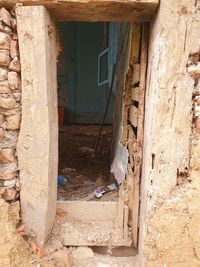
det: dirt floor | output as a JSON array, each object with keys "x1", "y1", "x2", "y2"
[{"x1": 58, "y1": 125, "x2": 119, "y2": 201}]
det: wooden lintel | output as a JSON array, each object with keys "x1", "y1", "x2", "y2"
[{"x1": 3, "y1": 0, "x2": 159, "y2": 22}]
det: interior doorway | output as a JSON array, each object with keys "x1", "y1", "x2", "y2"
[{"x1": 57, "y1": 22, "x2": 120, "y2": 202}]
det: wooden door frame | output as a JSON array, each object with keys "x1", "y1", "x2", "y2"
[{"x1": 16, "y1": 4, "x2": 151, "y2": 247}]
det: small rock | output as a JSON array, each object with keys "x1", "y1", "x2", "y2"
[
  {"x1": 0, "y1": 114, "x2": 4, "y2": 125},
  {"x1": 0, "y1": 8, "x2": 12, "y2": 27},
  {"x1": 11, "y1": 18, "x2": 17, "y2": 30},
  {"x1": 8, "y1": 71, "x2": 20, "y2": 90},
  {"x1": 194, "y1": 116, "x2": 200, "y2": 133},
  {"x1": 9, "y1": 57, "x2": 21, "y2": 72},
  {"x1": 0, "y1": 96, "x2": 16, "y2": 109},
  {"x1": 15, "y1": 179, "x2": 20, "y2": 188},
  {"x1": 188, "y1": 63, "x2": 200, "y2": 78},
  {"x1": 2, "y1": 188, "x2": 18, "y2": 201},
  {"x1": 0, "y1": 32, "x2": 11, "y2": 50},
  {"x1": 0, "y1": 50, "x2": 11, "y2": 67},
  {"x1": 6, "y1": 113, "x2": 21, "y2": 130},
  {"x1": 52, "y1": 249, "x2": 73, "y2": 267},
  {"x1": 0, "y1": 148, "x2": 15, "y2": 163},
  {"x1": 72, "y1": 247, "x2": 94, "y2": 261},
  {"x1": 13, "y1": 92, "x2": 21, "y2": 102},
  {"x1": 0, "y1": 130, "x2": 18, "y2": 149},
  {"x1": 0, "y1": 80, "x2": 10, "y2": 93},
  {"x1": 0, "y1": 67, "x2": 8, "y2": 81},
  {"x1": 4, "y1": 178, "x2": 16, "y2": 188},
  {"x1": 10, "y1": 40, "x2": 19, "y2": 59},
  {"x1": 12, "y1": 33, "x2": 18, "y2": 40},
  {"x1": 0, "y1": 187, "x2": 5, "y2": 195},
  {"x1": 0, "y1": 127, "x2": 3, "y2": 140},
  {"x1": 0, "y1": 21, "x2": 12, "y2": 35},
  {"x1": 0, "y1": 162, "x2": 18, "y2": 180}
]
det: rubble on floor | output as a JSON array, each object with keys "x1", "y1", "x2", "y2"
[{"x1": 58, "y1": 125, "x2": 119, "y2": 201}]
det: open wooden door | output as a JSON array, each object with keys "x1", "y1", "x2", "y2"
[{"x1": 16, "y1": 6, "x2": 58, "y2": 246}]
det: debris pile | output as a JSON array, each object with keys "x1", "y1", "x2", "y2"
[
  {"x1": 57, "y1": 170, "x2": 118, "y2": 201},
  {"x1": 0, "y1": 8, "x2": 21, "y2": 202},
  {"x1": 58, "y1": 125, "x2": 118, "y2": 201}
]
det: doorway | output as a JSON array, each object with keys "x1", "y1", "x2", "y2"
[
  {"x1": 57, "y1": 22, "x2": 119, "y2": 202},
  {"x1": 17, "y1": 6, "x2": 148, "y2": 247}
]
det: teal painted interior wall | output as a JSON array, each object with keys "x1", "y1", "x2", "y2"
[{"x1": 58, "y1": 22, "x2": 114, "y2": 124}]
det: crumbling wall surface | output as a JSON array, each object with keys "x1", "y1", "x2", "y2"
[
  {"x1": 139, "y1": 0, "x2": 200, "y2": 266},
  {"x1": 0, "y1": 199, "x2": 31, "y2": 266},
  {"x1": 0, "y1": 7, "x2": 21, "y2": 202}
]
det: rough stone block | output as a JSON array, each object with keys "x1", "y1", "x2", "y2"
[
  {"x1": 10, "y1": 40, "x2": 19, "y2": 59},
  {"x1": 6, "y1": 113, "x2": 20, "y2": 130},
  {"x1": 0, "y1": 8, "x2": 12, "y2": 27},
  {"x1": 0, "y1": 96, "x2": 16, "y2": 109},
  {"x1": 0, "y1": 114, "x2": 4, "y2": 125},
  {"x1": 0, "y1": 50, "x2": 11, "y2": 67},
  {"x1": 9, "y1": 57, "x2": 21, "y2": 72},
  {"x1": 188, "y1": 63, "x2": 200, "y2": 78},
  {"x1": 0, "y1": 148, "x2": 15, "y2": 163},
  {"x1": 0, "y1": 67, "x2": 8, "y2": 81},
  {"x1": 0, "y1": 162, "x2": 18, "y2": 180},
  {"x1": 194, "y1": 117, "x2": 200, "y2": 133},
  {"x1": 11, "y1": 18, "x2": 17, "y2": 30},
  {"x1": 0, "y1": 187, "x2": 5, "y2": 195},
  {"x1": 13, "y1": 92, "x2": 21, "y2": 102},
  {"x1": 0, "y1": 127, "x2": 3, "y2": 140},
  {"x1": 0, "y1": 80, "x2": 10, "y2": 93},
  {"x1": 4, "y1": 178, "x2": 16, "y2": 188},
  {"x1": 8, "y1": 71, "x2": 20, "y2": 90},
  {"x1": 2, "y1": 188, "x2": 18, "y2": 201},
  {"x1": 72, "y1": 247, "x2": 94, "y2": 261},
  {"x1": 0, "y1": 21, "x2": 12, "y2": 34},
  {"x1": 0, "y1": 32, "x2": 11, "y2": 50},
  {"x1": 0, "y1": 130, "x2": 18, "y2": 149}
]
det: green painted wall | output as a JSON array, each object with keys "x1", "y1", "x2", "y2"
[{"x1": 58, "y1": 22, "x2": 114, "y2": 124}]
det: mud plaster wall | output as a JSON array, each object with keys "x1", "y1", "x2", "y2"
[
  {"x1": 0, "y1": 7, "x2": 21, "y2": 202},
  {"x1": 139, "y1": 0, "x2": 200, "y2": 266}
]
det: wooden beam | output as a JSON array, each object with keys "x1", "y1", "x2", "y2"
[
  {"x1": 129, "y1": 105, "x2": 139, "y2": 127},
  {"x1": 131, "y1": 22, "x2": 149, "y2": 247},
  {"x1": 16, "y1": 6, "x2": 58, "y2": 246},
  {"x1": 57, "y1": 201, "x2": 119, "y2": 222},
  {"x1": 3, "y1": 0, "x2": 159, "y2": 22}
]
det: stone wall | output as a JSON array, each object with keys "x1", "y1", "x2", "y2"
[{"x1": 0, "y1": 7, "x2": 21, "y2": 202}]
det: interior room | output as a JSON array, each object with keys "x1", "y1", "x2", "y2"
[{"x1": 57, "y1": 22, "x2": 119, "y2": 201}]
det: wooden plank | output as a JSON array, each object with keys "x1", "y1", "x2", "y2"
[
  {"x1": 132, "y1": 22, "x2": 149, "y2": 247},
  {"x1": 57, "y1": 201, "x2": 118, "y2": 222},
  {"x1": 132, "y1": 64, "x2": 141, "y2": 85},
  {"x1": 4, "y1": 0, "x2": 159, "y2": 22},
  {"x1": 131, "y1": 87, "x2": 140, "y2": 102},
  {"x1": 123, "y1": 205, "x2": 129, "y2": 239},
  {"x1": 129, "y1": 106, "x2": 139, "y2": 127},
  {"x1": 130, "y1": 24, "x2": 141, "y2": 65},
  {"x1": 16, "y1": 6, "x2": 58, "y2": 246}
]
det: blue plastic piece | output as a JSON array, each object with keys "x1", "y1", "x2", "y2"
[{"x1": 57, "y1": 175, "x2": 64, "y2": 185}]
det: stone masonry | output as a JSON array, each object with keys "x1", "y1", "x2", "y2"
[{"x1": 0, "y1": 8, "x2": 21, "y2": 202}]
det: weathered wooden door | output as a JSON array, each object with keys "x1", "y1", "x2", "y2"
[{"x1": 16, "y1": 6, "x2": 58, "y2": 246}]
